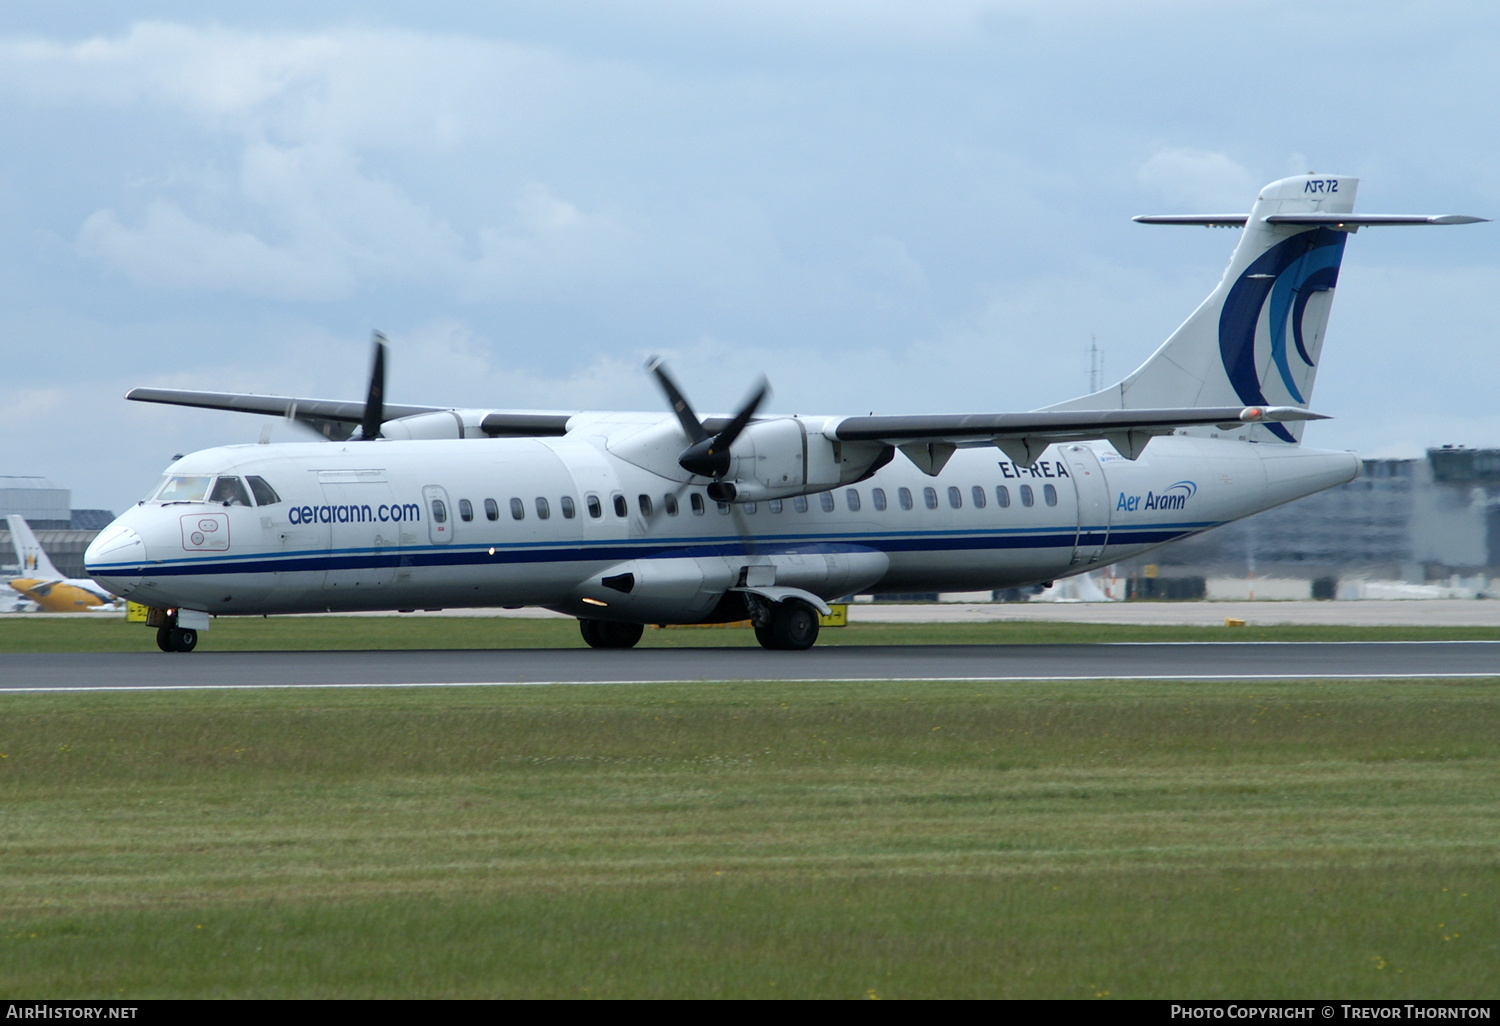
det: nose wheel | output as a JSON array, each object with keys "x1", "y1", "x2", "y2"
[{"x1": 155, "y1": 626, "x2": 199, "y2": 652}]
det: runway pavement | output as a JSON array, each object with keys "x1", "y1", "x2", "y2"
[{"x1": 5, "y1": 640, "x2": 1499, "y2": 692}]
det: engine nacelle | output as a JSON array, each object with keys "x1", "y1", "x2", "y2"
[
  {"x1": 376, "y1": 411, "x2": 469, "y2": 440},
  {"x1": 713, "y1": 419, "x2": 891, "y2": 503}
]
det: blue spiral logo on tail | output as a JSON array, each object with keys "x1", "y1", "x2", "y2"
[{"x1": 1218, "y1": 227, "x2": 1347, "y2": 442}]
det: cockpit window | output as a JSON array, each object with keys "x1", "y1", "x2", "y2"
[
  {"x1": 246, "y1": 476, "x2": 281, "y2": 506},
  {"x1": 153, "y1": 475, "x2": 213, "y2": 502},
  {"x1": 210, "y1": 476, "x2": 253, "y2": 507}
]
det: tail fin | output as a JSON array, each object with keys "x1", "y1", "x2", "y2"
[
  {"x1": 6, "y1": 516, "x2": 62, "y2": 580},
  {"x1": 1049, "y1": 174, "x2": 1484, "y2": 443}
]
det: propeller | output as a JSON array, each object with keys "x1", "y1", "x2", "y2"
[
  {"x1": 646, "y1": 357, "x2": 769, "y2": 486},
  {"x1": 645, "y1": 357, "x2": 774, "y2": 570}
]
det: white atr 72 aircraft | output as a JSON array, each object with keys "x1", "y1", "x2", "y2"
[{"x1": 86, "y1": 175, "x2": 1483, "y2": 652}]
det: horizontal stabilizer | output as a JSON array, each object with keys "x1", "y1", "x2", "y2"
[
  {"x1": 1132, "y1": 214, "x2": 1249, "y2": 227},
  {"x1": 1135, "y1": 213, "x2": 1488, "y2": 229}
]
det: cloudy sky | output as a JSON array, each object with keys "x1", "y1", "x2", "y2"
[{"x1": 1, "y1": 1, "x2": 1496, "y2": 513}]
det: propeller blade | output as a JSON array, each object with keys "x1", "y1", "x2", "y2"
[
  {"x1": 678, "y1": 376, "x2": 769, "y2": 479},
  {"x1": 359, "y1": 332, "x2": 388, "y2": 441},
  {"x1": 646, "y1": 356, "x2": 708, "y2": 443},
  {"x1": 713, "y1": 376, "x2": 769, "y2": 452}
]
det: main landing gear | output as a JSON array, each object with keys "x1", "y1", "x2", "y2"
[
  {"x1": 752, "y1": 599, "x2": 820, "y2": 651},
  {"x1": 155, "y1": 626, "x2": 199, "y2": 652},
  {"x1": 577, "y1": 598, "x2": 821, "y2": 651},
  {"x1": 579, "y1": 619, "x2": 645, "y2": 649}
]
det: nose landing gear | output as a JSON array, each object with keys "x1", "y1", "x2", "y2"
[{"x1": 155, "y1": 625, "x2": 199, "y2": 652}]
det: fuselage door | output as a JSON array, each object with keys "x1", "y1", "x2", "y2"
[
  {"x1": 319, "y1": 470, "x2": 400, "y2": 591},
  {"x1": 1066, "y1": 445, "x2": 1112, "y2": 565},
  {"x1": 422, "y1": 484, "x2": 454, "y2": 545}
]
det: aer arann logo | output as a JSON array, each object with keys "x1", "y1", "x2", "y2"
[{"x1": 1116, "y1": 480, "x2": 1197, "y2": 513}]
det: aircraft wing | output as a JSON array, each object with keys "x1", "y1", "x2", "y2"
[
  {"x1": 126, "y1": 388, "x2": 576, "y2": 440},
  {"x1": 126, "y1": 388, "x2": 448, "y2": 441},
  {"x1": 829, "y1": 405, "x2": 1326, "y2": 469}
]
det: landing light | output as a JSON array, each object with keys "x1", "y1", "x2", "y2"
[{"x1": 581, "y1": 597, "x2": 608, "y2": 607}]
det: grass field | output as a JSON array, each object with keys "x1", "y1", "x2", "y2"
[
  {"x1": 2, "y1": 674, "x2": 1496, "y2": 998},
  {"x1": 4, "y1": 612, "x2": 1500, "y2": 652}
]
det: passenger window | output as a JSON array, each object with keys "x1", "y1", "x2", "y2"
[
  {"x1": 948, "y1": 486, "x2": 962, "y2": 509},
  {"x1": 459, "y1": 499, "x2": 474, "y2": 522},
  {"x1": 793, "y1": 495, "x2": 808, "y2": 513},
  {"x1": 845, "y1": 489, "x2": 861, "y2": 512},
  {"x1": 638, "y1": 494, "x2": 653, "y2": 516},
  {"x1": 768, "y1": 499, "x2": 782, "y2": 513},
  {"x1": 744, "y1": 502, "x2": 758, "y2": 514},
  {"x1": 561, "y1": 496, "x2": 576, "y2": 519},
  {"x1": 898, "y1": 487, "x2": 913, "y2": 511},
  {"x1": 247, "y1": 476, "x2": 281, "y2": 506},
  {"x1": 996, "y1": 485, "x2": 1011, "y2": 508},
  {"x1": 820, "y1": 492, "x2": 835, "y2": 512},
  {"x1": 664, "y1": 494, "x2": 678, "y2": 516},
  {"x1": 510, "y1": 498, "x2": 525, "y2": 520},
  {"x1": 1044, "y1": 484, "x2": 1058, "y2": 507},
  {"x1": 923, "y1": 487, "x2": 938, "y2": 510},
  {"x1": 1020, "y1": 485, "x2": 1035, "y2": 507},
  {"x1": 484, "y1": 498, "x2": 500, "y2": 521},
  {"x1": 971, "y1": 485, "x2": 987, "y2": 509},
  {"x1": 691, "y1": 493, "x2": 705, "y2": 515},
  {"x1": 432, "y1": 498, "x2": 448, "y2": 524},
  {"x1": 586, "y1": 494, "x2": 603, "y2": 519},
  {"x1": 210, "y1": 476, "x2": 252, "y2": 507},
  {"x1": 718, "y1": 501, "x2": 732, "y2": 515},
  {"x1": 872, "y1": 488, "x2": 887, "y2": 512},
  {"x1": 536, "y1": 497, "x2": 551, "y2": 520},
  {"x1": 613, "y1": 494, "x2": 628, "y2": 518}
]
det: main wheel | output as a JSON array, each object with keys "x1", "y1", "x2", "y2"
[
  {"x1": 578, "y1": 619, "x2": 644, "y2": 649},
  {"x1": 168, "y1": 627, "x2": 199, "y2": 652},
  {"x1": 156, "y1": 626, "x2": 174, "y2": 652},
  {"x1": 753, "y1": 601, "x2": 820, "y2": 651}
]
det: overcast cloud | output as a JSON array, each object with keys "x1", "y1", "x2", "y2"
[{"x1": 0, "y1": 1, "x2": 1495, "y2": 511}]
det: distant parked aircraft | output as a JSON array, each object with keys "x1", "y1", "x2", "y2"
[{"x1": 6, "y1": 515, "x2": 122, "y2": 612}]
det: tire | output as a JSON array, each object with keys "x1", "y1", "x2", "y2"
[
  {"x1": 579, "y1": 619, "x2": 644, "y2": 649},
  {"x1": 156, "y1": 626, "x2": 175, "y2": 652},
  {"x1": 169, "y1": 627, "x2": 199, "y2": 652},
  {"x1": 756, "y1": 601, "x2": 820, "y2": 651}
]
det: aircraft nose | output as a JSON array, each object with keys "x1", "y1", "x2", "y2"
[{"x1": 85, "y1": 524, "x2": 147, "y2": 597}]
